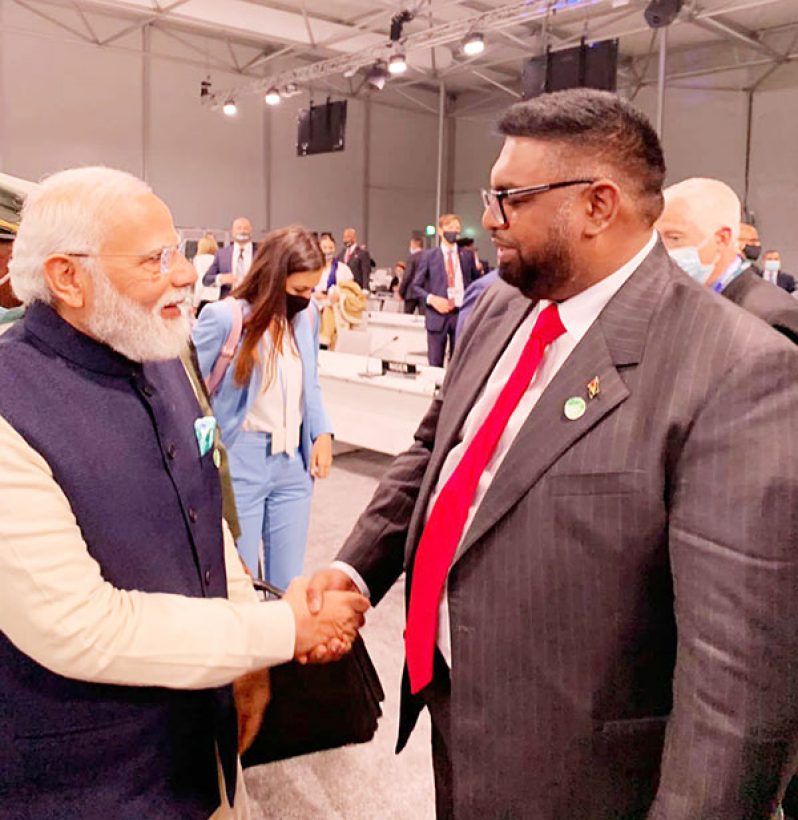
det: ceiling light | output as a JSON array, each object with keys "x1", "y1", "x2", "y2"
[
  {"x1": 282, "y1": 83, "x2": 301, "y2": 97},
  {"x1": 644, "y1": 0, "x2": 684, "y2": 28},
  {"x1": 264, "y1": 87, "x2": 281, "y2": 106},
  {"x1": 463, "y1": 32, "x2": 485, "y2": 57},
  {"x1": 222, "y1": 98, "x2": 238, "y2": 117},
  {"x1": 388, "y1": 53, "x2": 408, "y2": 75},
  {"x1": 365, "y1": 62, "x2": 390, "y2": 91}
]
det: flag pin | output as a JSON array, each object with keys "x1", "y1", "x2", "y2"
[
  {"x1": 587, "y1": 376, "x2": 600, "y2": 400},
  {"x1": 564, "y1": 396, "x2": 587, "y2": 421}
]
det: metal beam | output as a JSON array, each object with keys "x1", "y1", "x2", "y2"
[
  {"x1": 10, "y1": 0, "x2": 96, "y2": 43},
  {"x1": 100, "y1": 0, "x2": 191, "y2": 47},
  {"x1": 688, "y1": 13, "x2": 783, "y2": 62},
  {"x1": 470, "y1": 69, "x2": 522, "y2": 99}
]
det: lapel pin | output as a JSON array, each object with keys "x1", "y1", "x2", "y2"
[
  {"x1": 587, "y1": 376, "x2": 600, "y2": 400},
  {"x1": 564, "y1": 396, "x2": 587, "y2": 421}
]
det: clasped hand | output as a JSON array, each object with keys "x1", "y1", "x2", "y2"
[{"x1": 283, "y1": 575, "x2": 369, "y2": 664}]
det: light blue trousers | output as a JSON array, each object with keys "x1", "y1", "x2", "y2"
[{"x1": 227, "y1": 431, "x2": 313, "y2": 588}]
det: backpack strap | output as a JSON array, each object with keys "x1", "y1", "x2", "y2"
[{"x1": 204, "y1": 297, "x2": 244, "y2": 396}]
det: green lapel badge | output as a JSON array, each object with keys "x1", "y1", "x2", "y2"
[{"x1": 564, "y1": 396, "x2": 587, "y2": 421}]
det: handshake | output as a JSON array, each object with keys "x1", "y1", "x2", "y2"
[{"x1": 282, "y1": 569, "x2": 369, "y2": 664}]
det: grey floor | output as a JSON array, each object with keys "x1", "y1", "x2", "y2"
[{"x1": 245, "y1": 447, "x2": 436, "y2": 820}]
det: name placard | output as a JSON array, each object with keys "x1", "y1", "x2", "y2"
[{"x1": 381, "y1": 359, "x2": 418, "y2": 377}]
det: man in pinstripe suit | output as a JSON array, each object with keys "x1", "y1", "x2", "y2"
[{"x1": 308, "y1": 90, "x2": 798, "y2": 819}]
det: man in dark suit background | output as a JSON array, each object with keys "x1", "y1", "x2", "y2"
[
  {"x1": 762, "y1": 249, "x2": 796, "y2": 293},
  {"x1": 738, "y1": 221, "x2": 764, "y2": 273},
  {"x1": 203, "y1": 216, "x2": 257, "y2": 300},
  {"x1": 657, "y1": 178, "x2": 798, "y2": 343},
  {"x1": 338, "y1": 227, "x2": 372, "y2": 293},
  {"x1": 413, "y1": 213, "x2": 479, "y2": 366},
  {"x1": 399, "y1": 236, "x2": 425, "y2": 314},
  {"x1": 305, "y1": 89, "x2": 798, "y2": 818}
]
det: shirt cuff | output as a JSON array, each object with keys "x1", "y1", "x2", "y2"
[
  {"x1": 330, "y1": 561, "x2": 371, "y2": 599},
  {"x1": 246, "y1": 599, "x2": 296, "y2": 665}
]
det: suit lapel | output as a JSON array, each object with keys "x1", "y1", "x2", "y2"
[
  {"x1": 452, "y1": 241, "x2": 672, "y2": 565},
  {"x1": 456, "y1": 323, "x2": 628, "y2": 560}
]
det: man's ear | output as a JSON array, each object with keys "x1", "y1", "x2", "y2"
[
  {"x1": 715, "y1": 226, "x2": 733, "y2": 249},
  {"x1": 42, "y1": 255, "x2": 88, "y2": 309},
  {"x1": 582, "y1": 179, "x2": 622, "y2": 238}
]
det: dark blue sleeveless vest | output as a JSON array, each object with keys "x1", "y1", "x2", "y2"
[{"x1": 0, "y1": 304, "x2": 238, "y2": 818}]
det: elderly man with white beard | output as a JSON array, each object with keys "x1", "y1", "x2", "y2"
[{"x1": 0, "y1": 167, "x2": 368, "y2": 819}]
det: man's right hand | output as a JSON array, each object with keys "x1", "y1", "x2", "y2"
[
  {"x1": 283, "y1": 576, "x2": 368, "y2": 662},
  {"x1": 428, "y1": 295, "x2": 455, "y2": 314},
  {"x1": 218, "y1": 273, "x2": 236, "y2": 286}
]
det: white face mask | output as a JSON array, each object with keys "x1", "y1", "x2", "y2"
[{"x1": 668, "y1": 235, "x2": 719, "y2": 285}]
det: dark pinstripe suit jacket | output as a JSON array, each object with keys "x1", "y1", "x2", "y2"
[{"x1": 338, "y1": 241, "x2": 798, "y2": 819}]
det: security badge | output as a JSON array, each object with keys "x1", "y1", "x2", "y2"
[{"x1": 564, "y1": 377, "x2": 600, "y2": 421}]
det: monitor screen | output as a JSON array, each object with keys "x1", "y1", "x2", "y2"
[{"x1": 297, "y1": 100, "x2": 348, "y2": 157}]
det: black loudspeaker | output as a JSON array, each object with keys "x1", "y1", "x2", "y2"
[
  {"x1": 644, "y1": 0, "x2": 684, "y2": 28},
  {"x1": 521, "y1": 55, "x2": 547, "y2": 100},
  {"x1": 521, "y1": 38, "x2": 618, "y2": 100}
]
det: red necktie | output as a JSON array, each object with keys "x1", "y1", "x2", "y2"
[
  {"x1": 405, "y1": 304, "x2": 567, "y2": 694},
  {"x1": 445, "y1": 250, "x2": 456, "y2": 288}
]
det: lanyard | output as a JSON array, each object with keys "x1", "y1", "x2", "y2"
[{"x1": 712, "y1": 258, "x2": 745, "y2": 294}]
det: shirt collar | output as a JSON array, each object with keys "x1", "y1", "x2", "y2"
[
  {"x1": 21, "y1": 301, "x2": 141, "y2": 377},
  {"x1": 554, "y1": 230, "x2": 658, "y2": 344}
]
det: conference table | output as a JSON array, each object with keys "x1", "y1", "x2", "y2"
[
  {"x1": 364, "y1": 310, "x2": 428, "y2": 364},
  {"x1": 318, "y1": 350, "x2": 445, "y2": 455}
]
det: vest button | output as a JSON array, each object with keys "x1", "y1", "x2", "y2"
[
  {"x1": 167, "y1": 444, "x2": 177, "y2": 460},
  {"x1": 188, "y1": 507, "x2": 198, "y2": 523},
  {"x1": 204, "y1": 569, "x2": 211, "y2": 586},
  {"x1": 141, "y1": 383, "x2": 154, "y2": 397}
]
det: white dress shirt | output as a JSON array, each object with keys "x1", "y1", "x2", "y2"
[
  {"x1": 0, "y1": 413, "x2": 296, "y2": 689},
  {"x1": 229, "y1": 242, "x2": 254, "y2": 287},
  {"x1": 241, "y1": 337, "x2": 304, "y2": 454},
  {"x1": 337, "y1": 232, "x2": 657, "y2": 667}
]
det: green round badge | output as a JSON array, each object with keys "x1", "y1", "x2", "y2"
[{"x1": 564, "y1": 396, "x2": 587, "y2": 421}]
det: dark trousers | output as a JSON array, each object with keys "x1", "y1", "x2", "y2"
[
  {"x1": 427, "y1": 313, "x2": 458, "y2": 367},
  {"x1": 421, "y1": 652, "x2": 454, "y2": 820}
]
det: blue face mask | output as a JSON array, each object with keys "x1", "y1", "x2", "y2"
[
  {"x1": 764, "y1": 259, "x2": 780, "y2": 273},
  {"x1": 668, "y1": 245, "x2": 717, "y2": 285}
]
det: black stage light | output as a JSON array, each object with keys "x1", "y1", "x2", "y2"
[
  {"x1": 644, "y1": 0, "x2": 684, "y2": 28},
  {"x1": 390, "y1": 9, "x2": 414, "y2": 42},
  {"x1": 365, "y1": 62, "x2": 390, "y2": 90}
]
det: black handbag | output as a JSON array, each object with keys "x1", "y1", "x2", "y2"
[{"x1": 241, "y1": 580, "x2": 385, "y2": 768}]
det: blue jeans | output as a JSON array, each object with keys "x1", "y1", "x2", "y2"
[{"x1": 227, "y1": 431, "x2": 313, "y2": 588}]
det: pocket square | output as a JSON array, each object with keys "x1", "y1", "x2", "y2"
[{"x1": 194, "y1": 416, "x2": 217, "y2": 457}]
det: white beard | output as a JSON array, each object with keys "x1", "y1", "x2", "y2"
[{"x1": 85, "y1": 267, "x2": 192, "y2": 362}]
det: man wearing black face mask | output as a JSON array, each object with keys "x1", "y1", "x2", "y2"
[
  {"x1": 738, "y1": 222, "x2": 763, "y2": 274},
  {"x1": 413, "y1": 213, "x2": 480, "y2": 366}
]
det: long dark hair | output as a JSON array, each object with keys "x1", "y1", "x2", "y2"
[{"x1": 231, "y1": 225, "x2": 322, "y2": 388}]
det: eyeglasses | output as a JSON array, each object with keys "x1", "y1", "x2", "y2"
[
  {"x1": 64, "y1": 245, "x2": 185, "y2": 277},
  {"x1": 481, "y1": 179, "x2": 596, "y2": 229}
]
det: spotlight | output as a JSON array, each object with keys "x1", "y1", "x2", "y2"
[
  {"x1": 222, "y1": 99, "x2": 238, "y2": 117},
  {"x1": 282, "y1": 83, "x2": 301, "y2": 97},
  {"x1": 365, "y1": 62, "x2": 390, "y2": 90},
  {"x1": 463, "y1": 32, "x2": 485, "y2": 57},
  {"x1": 644, "y1": 0, "x2": 684, "y2": 28},
  {"x1": 264, "y1": 87, "x2": 281, "y2": 106},
  {"x1": 388, "y1": 53, "x2": 407, "y2": 75}
]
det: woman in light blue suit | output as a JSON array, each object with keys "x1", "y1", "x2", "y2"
[{"x1": 192, "y1": 226, "x2": 333, "y2": 586}]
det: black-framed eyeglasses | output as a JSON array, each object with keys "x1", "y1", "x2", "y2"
[
  {"x1": 481, "y1": 179, "x2": 595, "y2": 229},
  {"x1": 63, "y1": 245, "x2": 185, "y2": 278}
]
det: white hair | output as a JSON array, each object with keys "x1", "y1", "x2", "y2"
[
  {"x1": 9, "y1": 166, "x2": 151, "y2": 305},
  {"x1": 663, "y1": 177, "x2": 741, "y2": 244}
]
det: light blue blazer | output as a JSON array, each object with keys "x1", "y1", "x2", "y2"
[{"x1": 192, "y1": 299, "x2": 333, "y2": 471}]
